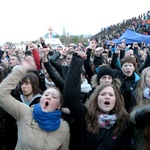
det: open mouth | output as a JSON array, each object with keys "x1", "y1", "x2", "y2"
[
  {"x1": 104, "y1": 101, "x2": 110, "y2": 105},
  {"x1": 45, "y1": 101, "x2": 49, "y2": 107}
]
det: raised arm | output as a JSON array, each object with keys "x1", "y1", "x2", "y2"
[
  {"x1": 49, "y1": 51, "x2": 62, "y2": 74},
  {"x1": 111, "y1": 45, "x2": 121, "y2": 70},
  {"x1": 63, "y1": 51, "x2": 86, "y2": 118},
  {"x1": 0, "y1": 56, "x2": 36, "y2": 120},
  {"x1": 32, "y1": 48, "x2": 41, "y2": 71},
  {"x1": 84, "y1": 48, "x2": 94, "y2": 83},
  {"x1": 41, "y1": 48, "x2": 65, "y2": 93}
]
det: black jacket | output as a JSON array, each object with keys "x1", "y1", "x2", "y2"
[
  {"x1": 44, "y1": 61, "x2": 64, "y2": 93},
  {"x1": 111, "y1": 53, "x2": 140, "y2": 112},
  {"x1": 63, "y1": 54, "x2": 133, "y2": 150},
  {"x1": 113, "y1": 69, "x2": 140, "y2": 112},
  {"x1": 50, "y1": 51, "x2": 69, "y2": 80}
]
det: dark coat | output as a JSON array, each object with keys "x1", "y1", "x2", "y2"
[
  {"x1": 43, "y1": 61, "x2": 64, "y2": 93},
  {"x1": 111, "y1": 52, "x2": 140, "y2": 112},
  {"x1": 130, "y1": 103, "x2": 150, "y2": 150},
  {"x1": 113, "y1": 69, "x2": 140, "y2": 112},
  {"x1": 50, "y1": 51, "x2": 69, "y2": 80},
  {"x1": 63, "y1": 54, "x2": 133, "y2": 150}
]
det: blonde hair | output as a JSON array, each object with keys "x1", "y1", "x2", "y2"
[
  {"x1": 132, "y1": 67, "x2": 150, "y2": 150},
  {"x1": 135, "y1": 67, "x2": 150, "y2": 105}
]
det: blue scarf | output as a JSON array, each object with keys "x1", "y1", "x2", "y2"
[{"x1": 33, "y1": 104, "x2": 61, "y2": 132}]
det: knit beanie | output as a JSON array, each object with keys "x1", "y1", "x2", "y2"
[{"x1": 97, "y1": 65, "x2": 114, "y2": 82}]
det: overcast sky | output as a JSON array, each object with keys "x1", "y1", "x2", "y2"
[{"x1": 0, "y1": 0, "x2": 149, "y2": 43}]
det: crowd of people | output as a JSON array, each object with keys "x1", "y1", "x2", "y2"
[
  {"x1": 94, "y1": 10, "x2": 150, "y2": 41},
  {"x1": 0, "y1": 11, "x2": 150, "y2": 150}
]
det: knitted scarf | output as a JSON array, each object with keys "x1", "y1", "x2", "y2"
[
  {"x1": 33, "y1": 104, "x2": 61, "y2": 132},
  {"x1": 98, "y1": 114, "x2": 116, "y2": 129},
  {"x1": 143, "y1": 87, "x2": 150, "y2": 99}
]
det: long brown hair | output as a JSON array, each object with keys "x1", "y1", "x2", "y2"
[{"x1": 85, "y1": 84, "x2": 129, "y2": 135}]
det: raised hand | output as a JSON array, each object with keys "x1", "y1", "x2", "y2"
[
  {"x1": 22, "y1": 56, "x2": 36, "y2": 72},
  {"x1": 41, "y1": 48, "x2": 49, "y2": 62},
  {"x1": 75, "y1": 51, "x2": 87, "y2": 59}
]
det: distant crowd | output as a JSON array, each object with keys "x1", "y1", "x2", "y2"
[{"x1": 93, "y1": 10, "x2": 150, "y2": 41}]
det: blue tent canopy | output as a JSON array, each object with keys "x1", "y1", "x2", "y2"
[{"x1": 113, "y1": 29, "x2": 150, "y2": 45}]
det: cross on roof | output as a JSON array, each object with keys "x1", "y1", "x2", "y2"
[
  {"x1": 48, "y1": 26, "x2": 53, "y2": 33},
  {"x1": 48, "y1": 26, "x2": 53, "y2": 38}
]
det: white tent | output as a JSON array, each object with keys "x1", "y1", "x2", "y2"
[{"x1": 44, "y1": 38, "x2": 64, "y2": 49}]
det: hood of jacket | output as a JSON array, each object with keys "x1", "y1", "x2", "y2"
[{"x1": 20, "y1": 93, "x2": 41, "y2": 106}]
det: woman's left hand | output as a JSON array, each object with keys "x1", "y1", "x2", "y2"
[{"x1": 22, "y1": 56, "x2": 36, "y2": 72}]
